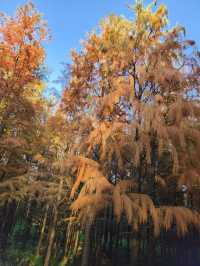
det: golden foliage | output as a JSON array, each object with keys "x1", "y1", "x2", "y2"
[
  {"x1": 60, "y1": 0, "x2": 200, "y2": 240},
  {"x1": 158, "y1": 206, "x2": 200, "y2": 236},
  {"x1": 69, "y1": 156, "x2": 105, "y2": 198}
]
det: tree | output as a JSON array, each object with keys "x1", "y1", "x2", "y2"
[
  {"x1": 0, "y1": 2, "x2": 48, "y2": 248},
  {"x1": 61, "y1": 1, "x2": 200, "y2": 265}
]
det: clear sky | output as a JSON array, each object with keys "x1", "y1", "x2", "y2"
[{"x1": 0, "y1": 0, "x2": 199, "y2": 94}]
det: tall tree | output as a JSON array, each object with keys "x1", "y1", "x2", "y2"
[
  {"x1": 0, "y1": 2, "x2": 48, "y2": 248},
  {"x1": 61, "y1": 1, "x2": 200, "y2": 264}
]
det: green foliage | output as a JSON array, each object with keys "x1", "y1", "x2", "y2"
[
  {"x1": 29, "y1": 255, "x2": 44, "y2": 266},
  {"x1": 6, "y1": 246, "x2": 37, "y2": 265}
]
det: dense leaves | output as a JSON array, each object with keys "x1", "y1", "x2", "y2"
[{"x1": 0, "y1": 1, "x2": 200, "y2": 266}]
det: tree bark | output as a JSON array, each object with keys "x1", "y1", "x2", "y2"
[
  {"x1": 44, "y1": 177, "x2": 63, "y2": 266},
  {"x1": 44, "y1": 206, "x2": 58, "y2": 266},
  {"x1": 81, "y1": 215, "x2": 93, "y2": 266},
  {"x1": 36, "y1": 204, "x2": 49, "y2": 257}
]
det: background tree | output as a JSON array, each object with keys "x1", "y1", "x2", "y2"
[{"x1": 0, "y1": 1, "x2": 48, "y2": 250}]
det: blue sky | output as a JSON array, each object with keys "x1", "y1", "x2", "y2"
[{"x1": 0, "y1": 0, "x2": 199, "y2": 94}]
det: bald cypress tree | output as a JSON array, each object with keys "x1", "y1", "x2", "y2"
[{"x1": 61, "y1": 1, "x2": 200, "y2": 265}]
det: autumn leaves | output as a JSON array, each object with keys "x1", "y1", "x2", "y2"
[{"x1": 0, "y1": 1, "x2": 200, "y2": 265}]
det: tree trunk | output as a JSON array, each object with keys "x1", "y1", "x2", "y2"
[
  {"x1": 0, "y1": 201, "x2": 16, "y2": 250},
  {"x1": 36, "y1": 204, "x2": 49, "y2": 257},
  {"x1": 130, "y1": 237, "x2": 139, "y2": 266},
  {"x1": 81, "y1": 215, "x2": 93, "y2": 266},
  {"x1": 44, "y1": 177, "x2": 63, "y2": 266},
  {"x1": 44, "y1": 206, "x2": 58, "y2": 266}
]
